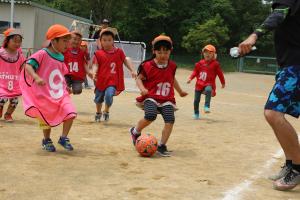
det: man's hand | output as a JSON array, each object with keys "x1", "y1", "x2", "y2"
[{"x1": 238, "y1": 33, "x2": 258, "y2": 56}]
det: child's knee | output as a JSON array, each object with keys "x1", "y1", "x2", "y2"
[
  {"x1": 0, "y1": 98, "x2": 8, "y2": 107},
  {"x1": 205, "y1": 86, "x2": 212, "y2": 93},
  {"x1": 9, "y1": 98, "x2": 18, "y2": 108},
  {"x1": 72, "y1": 83, "x2": 83, "y2": 95},
  {"x1": 144, "y1": 112, "x2": 157, "y2": 121},
  {"x1": 105, "y1": 95, "x2": 114, "y2": 107}
]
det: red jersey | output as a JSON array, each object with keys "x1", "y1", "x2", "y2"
[
  {"x1": 189, "y1": 59, "x2": 225, "y2": 96},
  {"x1": 93, "y1": 48, "x2": 126, "y2": 94},
  {"x1": 136, "y1": 60, "x2": 177, "y2": 104},
  {"x1": 64, "y1": 47, "x2": 87, "y2": 81}
]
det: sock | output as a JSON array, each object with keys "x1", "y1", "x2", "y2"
[
  {"x1": 158, "y1": 141, "x2": 165, "y2": 147},
  {"x1": 292, "y1": 164, "x2": 300, "y2": 173},
  {"x1": 133, "y1": 127, "x2": 141, "y2": 135},
  {"x1": 286, "y1": 160, "x2": 293, "y2": 167}
]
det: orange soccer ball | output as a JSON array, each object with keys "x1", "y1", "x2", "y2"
[{"x1": 135, "y1": 134, "x2": 158, "y2": 157}]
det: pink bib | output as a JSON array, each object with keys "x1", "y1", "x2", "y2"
[
  {"x1": 19, "y1": 49, "x2": 77, "y2": 126},
  {"x1": 0, "y1": 48, "x2": 25, "y2": 98}
]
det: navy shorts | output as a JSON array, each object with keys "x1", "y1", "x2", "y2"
[{"x1": 265, "y1": 66, "x2": 300, "y2": 118}]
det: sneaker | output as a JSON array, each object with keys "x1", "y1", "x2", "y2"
[
  {"x1": 4, "y1": 113, "x2": 13, "y2": 122},
  {"x1": 95, "y1": 112, "x2": 101, "y2": 122},
  {"x1": 273, "y1": 169, "x2": 300, "y2": 191},
  {"x1": 193, "y1": 113, "x2": 200, "y2": 119},
  {"x1": 129, "y1": 127, "x2": 141, "y2": 146},
  {"x1": 58, "y1": 136, "x2": 74, "y2": 151},
  {"x1": 269, "y1": 164, "x2": 292, "y2": 181},
  {"x1": 204, "y1": 106, "x2": 210, "y2": 113},
  {"x1": 157, "y1": 144, "x2": 171, "y2": 157},
  {"x1": 42, "y1": 138, "x2": 56, "y2": 152},
  {"x1": 103, "y1": 112, "x2": 109, "y2": 121}
]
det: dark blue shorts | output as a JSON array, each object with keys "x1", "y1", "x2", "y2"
[{"x1": 265, "y1": 66, "x2": 300, "y2": 118}]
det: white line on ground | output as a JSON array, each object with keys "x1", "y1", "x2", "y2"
[
  {"x1": 221, "y1": 149, "x2": 284, "y2": 200},
  {"x1": 223, "y1": 91, "x2": 267, "y2": 99}
]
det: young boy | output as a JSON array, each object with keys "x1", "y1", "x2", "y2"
[
  {"x1": 92, "y1": 27, "x2": 136, "y2": 122},
  {"x1": 64, "y1": 31, "x2": 92, "y2": 94}
]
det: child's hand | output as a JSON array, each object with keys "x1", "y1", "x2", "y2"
[
  {"x1": 222, "y1": 84, "x2": 225, "y2": 89},
  {"x1": 34, "y1": 76, "x2": 45, "y2": 86},
  {"x1": 131, "y1": 71, "x2": 137, "y2": 79},
  {"x1": 92, "y1": 73, "x2": 97, "y2": 82},
  {"x1": 87, "y1": 71, "x2": 93, "y2": 79},
  {"x1": 141, "y1": 88, "x2": 148, "y2": 96},
  {"x1": 187, "y1": 79, "x2": 191, "y2": 84},
  {"x1": 66, "y1": 87, "x2": 72, "y2": 94},
  {"x1": 180, "y1": 91, "x2": 188, "y2": 97}
]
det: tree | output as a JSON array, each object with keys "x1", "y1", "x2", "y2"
[{"x1": 182, "y1": 14, "x2": 229, "y2": 53}]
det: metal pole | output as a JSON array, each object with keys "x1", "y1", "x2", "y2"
[{"x1": 10, "y1": 0, "x2": 14, "y2": 28}]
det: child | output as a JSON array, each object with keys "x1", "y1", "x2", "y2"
[
  {"x1": 130, "y1": 35, "x2": 188, "y2": 157},
  {"x1": 92, "y1": 27, "x2": 136, "y2": 122},
  {"x1": 64, "y1": 31, "x2": 92, "y2": 94},
  {"x1": 187, "y1": 44, "x2": 225, "y2": 119},
  {"x1": 0, "y1": 28, "x2": 25, "y2": 122},
  {"x1": 19, "y1": 24, "x2": 77, "y2": 152},
  {"x1": 80, "y1": 41, "x2": 92, "y2": 89}
]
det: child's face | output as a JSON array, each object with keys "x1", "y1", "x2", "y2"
[
  {"x1": 100, "y1": 34, "x2": 114, "y2": 50},
  {"x1": 52, "y1": 35, "x2": 71, "y2": 53},
  {"x1": 71, "y1": 34, "x2": 82, "y2": 48},
  {"x1": 7, "y1": 35, "x2": 22, "y2": 51},
  {"x1": 153, "y1": 47, "x2": 171, "y2": 64},
  {"x1": 80, "y1": 45, "x2": 87, "y2": 52},
  {"x1": 203, "y1": 50, "x2": 215, "y2": 61}
]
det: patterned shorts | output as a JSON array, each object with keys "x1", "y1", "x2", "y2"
[{"x1": 265, "y1": 66, "x2": 300, "y2": 118}]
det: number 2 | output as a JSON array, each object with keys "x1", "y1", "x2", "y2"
[{"x1": 110, "y1": 62, "x2": 116, "y2": 74}]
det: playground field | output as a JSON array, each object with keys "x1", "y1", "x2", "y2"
[{"x1": 1, "y1": 69, "x2": 299, "y2": 200}]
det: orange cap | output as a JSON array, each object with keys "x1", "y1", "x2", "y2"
[
  {"x1": 46, "y1": 24, "x2": 71, "y2": 40},
  {"x1": 81, "y1": 41, "x2": 88, "y2": 46},
  {"x1": 3, "y1": 28, "x2": 23, "y2": 38},
  {"x1": 152, "y1": 35, "x2": 173, "y2": 47},
  {"x1": 202, "y1": 44, "x2": 216, "y2": 53}
]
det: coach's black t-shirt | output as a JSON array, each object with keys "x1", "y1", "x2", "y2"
[{"x1": 273, "y1": 0, "x2": 300, "y2": 67}]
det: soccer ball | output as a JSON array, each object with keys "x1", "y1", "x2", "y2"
[{"x1": 135, "y1": 134, "x2": 158, "y2": 157}]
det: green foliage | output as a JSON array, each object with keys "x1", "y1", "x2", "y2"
[
  {"x1": 31, "y1": 0, "x2": 275, "y2": 56},
  {"x1": 182, "y1": 14, "x2": 229, "y2": 53}
]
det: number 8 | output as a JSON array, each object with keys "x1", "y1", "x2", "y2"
[{"x1": 8, "y1": 81, "x2": 13, "y2": 91}]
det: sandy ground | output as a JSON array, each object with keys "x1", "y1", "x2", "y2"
[{"x1": 1, "y1": 69, "x2": 300, "y2": 200}]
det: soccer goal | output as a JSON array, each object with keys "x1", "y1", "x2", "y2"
[{"x1": 237, "y1": 56, "x2": 279, "y2": 75}]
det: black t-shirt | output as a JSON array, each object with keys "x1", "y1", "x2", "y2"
[
  {"x1": 93, "y1": 30, "x2": 101, "y2": 39},
  {"x1": 273, "y1": 0, "x2": 300, "y2": 67}
]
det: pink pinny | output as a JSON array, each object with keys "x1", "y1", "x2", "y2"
[
  {"x1": 19, "y1": 48, "x2": 77, "y2": 127},
  {"x1": 0, "y1": 47, "x2": 25, "y2": 98}
]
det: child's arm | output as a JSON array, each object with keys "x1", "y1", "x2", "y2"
[
  {"x1": 124, "y1": 57, "x2": 137, "y2": 79},
  {"x1": 84, "y1": 62, "x2": 93, "y2": 79},
  {"x1": 92, "y1": 63, "x2": 99, "y2": 81},
  {"x1": 136, "y1": 74, "x2": 148, "y2": 96},
  {"x1": 174, "y1": 78, "x2": 188, "y2": 97},
  {"x1": 216, "y1": 64, "x2": 225, "y2": 88},
  {"x1": 187, "y1": 64, "x2": 198, "y2": 84},
  {"x1": 25, "y1": 64, "x2": 45, "y2": 86}
]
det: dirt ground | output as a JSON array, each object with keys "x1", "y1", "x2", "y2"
[{"x1": 1, "y1": 69, "x2": 300, "y2": 200}]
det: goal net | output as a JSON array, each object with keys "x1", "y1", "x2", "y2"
[{"x1": 70, "y1": 20, "x2": 146, "y2": 92}]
